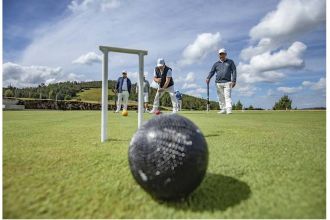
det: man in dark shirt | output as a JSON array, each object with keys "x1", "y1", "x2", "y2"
[
  {"x1": 150, "y1": 58, "x2": 178, "y2": 113},
  {"x1": 206, "y1": 48, "x2": 237, "y2": 114}
]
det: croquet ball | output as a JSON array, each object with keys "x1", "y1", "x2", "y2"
[
  {"x1": 122, "y1": 110, "x2": 128, "y2": 116},
  {"x1": 155, "y1": 110, "x2": 161, "y2": 115},
  {"x1": 128, "y1": 114, "x2": 208, "y2": 200}
]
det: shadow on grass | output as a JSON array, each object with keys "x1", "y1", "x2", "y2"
[
  {"x1": 163, "y1": 173, "x2": 251, "y2": 212},
  {"x1": 106, "y1": 138, "x2": 130, "y2": 142},
  {"x1": 204, "y1": 133, "x2": 220, "y2": 138}
]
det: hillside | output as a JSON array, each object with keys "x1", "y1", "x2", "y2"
[{"x1": 3, "y1": 80, "x2": 219, "y2": 110}]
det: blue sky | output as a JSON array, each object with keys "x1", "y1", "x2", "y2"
[{"x1": 3, "y1": 0, "x2": 326, "y2": 108}]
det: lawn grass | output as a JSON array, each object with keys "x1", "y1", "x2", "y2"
[
  {"x1": 76, "y1": 88, "x2": 115, "y2": 102},
  {"x1": 3, "y1": 110, "x2": 326, "y2": 218}
]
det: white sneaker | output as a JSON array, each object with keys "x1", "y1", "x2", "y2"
[
  {"x1": 172, "y1": 109, "x2": 178, "y2": 114},
  {"x1": 115, "y1": 110, "x2": 120, "y2": 113},
  {"x1": 217, "y1": 109, "x2": 226, "y2": 114},
  {"x1": 149, "y1": 109, "x2": 157, "y2": 114},
  {"x1": 226, "y1": 108, "x2": 232, "y2": 114}
]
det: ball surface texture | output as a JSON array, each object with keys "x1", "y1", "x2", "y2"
[{"x1": 128, "y1": 114, "x2": 208, "y2": 200}]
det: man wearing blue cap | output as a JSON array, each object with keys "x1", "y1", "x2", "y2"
[
  {"x1": 150, "y1": 58, "x2": 178, "y2": 113},
  {"x1": 206, "y1": 48, "x2": 237, "y2": 114}
]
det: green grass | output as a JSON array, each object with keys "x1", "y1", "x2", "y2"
[
  {"x1": 75, "y1": 88, "x2": 138, "y2": 106},
  {"x1": 76, "y1": 88, "x2": 115, "y2": 102},
  {"x1": 3, "y1": 110, "x2": 326, "y2": 218}
]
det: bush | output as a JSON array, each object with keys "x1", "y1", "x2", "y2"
[{"x1": 4, "y1": 89, "x2": 14, "y2": 97}]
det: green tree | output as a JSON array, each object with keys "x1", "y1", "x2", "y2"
[
  {"x1": 236, "y1": 100, "x2": 243, "y2": 110},
  {"x1": 49, "y1": 90, "x2": 54, "y2": 99},
  {"x1": 4, "y1": 89, "x2": 14, "y2": 97},
  {"x1": 248, "y1": 105, "x2": 254, "y2": 110},
  {"x1": 273, "y1": 95, "x2": 292, "y2": 110},
  {"x1": 64, "y1": 95, "x2": 72, "y2": 100}
]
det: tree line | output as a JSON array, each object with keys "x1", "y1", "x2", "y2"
[{"x1": 3, "y1": 81, "x2": 294, "y2": 110}]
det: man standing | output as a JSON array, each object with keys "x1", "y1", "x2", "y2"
[
  {"x1": 115, "y1": 71, "x2": 131, "y2": 112},
  {"x1": 136, "y1": 75, "x2": 150, "y2": 112},
  {"x1": 175, "y1": 90, "x2": 183, "y2": 111},
  {"x1": 150, "y1": 58, "x2": 178, "y2": 113},
  {"x1": 206, "y1": 48, "x2": 236, "y2": 114}
]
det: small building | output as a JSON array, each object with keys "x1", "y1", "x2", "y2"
[{"x1": 3, "y1": 98, "x2": 25, "y2": 110}]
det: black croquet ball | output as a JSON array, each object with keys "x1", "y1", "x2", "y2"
[{"x1": 128, "y1": 114, "x2": 208, "y2": 200}]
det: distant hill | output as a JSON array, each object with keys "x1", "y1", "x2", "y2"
[{"x1": 3, "y1": 80, "x2": 219, "y2": 110}]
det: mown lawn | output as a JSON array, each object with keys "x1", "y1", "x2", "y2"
[{"x1": 3, "y1": 110, "x2": 326, "y2": 218}]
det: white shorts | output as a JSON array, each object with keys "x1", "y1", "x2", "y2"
[{"x1": 143, "y1": 92, "x2": 149, "y2": 103}]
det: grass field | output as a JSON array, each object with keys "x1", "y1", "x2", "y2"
[
  {"x1": 76, "y1": 88, "x2": 115, "y2": 102},
  {"x1": 3, "y1": 110, "x2": 326, "y2": 218}
]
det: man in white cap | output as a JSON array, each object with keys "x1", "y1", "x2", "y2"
[
  {"x1": 206, "y1": 48, "x2": 237, "y2": 114},
  {"x1": 150, "y1": 58, "x2": 178, "y2": 113},
  {"x1": 115, "y1": 71, "x2": 131, "y2": 112}
]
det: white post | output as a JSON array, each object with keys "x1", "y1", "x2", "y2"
[
  {"x1": 138, "y1": 53, "x2": 144, "y2": 128},
  {"x1": 101, "y1": 50, "x2": 108, "y2": 142}
]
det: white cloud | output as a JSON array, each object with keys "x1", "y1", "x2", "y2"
[
  {"x1": 249, "y1": 41, "x2": 306, "y2": 72},
  {"x1": 277, "y1": 86, "x2": 303, "y2": 94},
  {"x1": 240, "y1": 38, "x2": 276, "y2": 61},
  {"x1": 179, "y1": 32, "x2": 221, "y2": 66},
  {"x1": 238, "y1": 41, "x2": 306, "y2": 84},
  {"x1": 176, "y1": 72, "x2": 195, "y2": 83},
  {"x1": 276, "y1": 77, "x2": 326, "y2": 94},
  {"x1": 250, "y1": 0, "x2": 326, "y2": 41},
  {"x1": 235, "y1": 84, "x2": 259, "y2": 97},
  {"x1": 68, "y1": 0, "x2": 120, "y2": 13},
  {"x1": 182, "y1": 83, "x2": 199, "y2": 89},
  {"x1": 302, "y1": 77, "x2": 326, "y2": 90},
  {"x1": 236, "y1": 0, "x2": 325, "y2": 104},
  {"x1": 3, "y1": 62, "x2": 82, "y2": 88},
  {"x1": 72, "y1": 52, "x2": 102, "y2": 65},
  {"x1": 185, "y1": 88, "x2": 207, "y2": 98}
]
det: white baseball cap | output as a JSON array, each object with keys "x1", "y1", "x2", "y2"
[
  {"x1": 157, "y1": 58, "x2": 165, "y2": 67},
  {"x1": 218, "y1": 48, "x2": 227, "y2": 54}
]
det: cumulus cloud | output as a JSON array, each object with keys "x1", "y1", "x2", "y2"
[
  {"x1": 276, "y1": 77, "x2": 326, "y2": 94},
  {"x1": 235, "y1": 84, "x2": 259, "y2": 97},
  {"x1": 238, "y1": 41, "x2": 306, "y2": 84},
  {"x1": 237, "y1": 41, "x2": 307, "y2": 83},
  {"x1": 182, "y1": 83, "x2": 200, "y2": 89},
  {"x1": 240, "y1": 38, "x2": 276, "y2": 61},
  {"x1": 249, "y1": 41, "x2": 306, "y2": 72},
  {"x1": 72, "y1": 52, "x2": 102, "y2": 65},
  {"x1": 176, "y1": 72, "x2": 195, "y2": 83},
  {"x1": 185, "y1": 88, "x2": 207, "y2": 98},
  {"x1": 3, "y1": 62, "x2": 82, "y2": 88},
  {"x1": 68, "y1": 0, "x2": 120, "y2": 13},
  {"x1": 277, "y1": 86, "x2": 303, "y2": 94},
  {"x1": 250, "y1": 0, "x2": 326, "y2": 41},
  {"x1": 302, "y1": 77, "x2": 326, "y2": 90},
  {"x1": 179, "y1": 32, "x2": 221, "y2": 66},
  {"x1": 239, "y1": 0, "x2": 325, "y2": 89}
]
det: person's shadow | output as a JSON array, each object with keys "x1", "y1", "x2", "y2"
[{"x1": 161, "y1": 173, "x2": 251, "y2": 212}]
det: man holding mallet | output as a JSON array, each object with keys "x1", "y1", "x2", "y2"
[
  {"x1": 206, "y1": 48, "x2": 237, "y2": 114},
  {"x1": 150, "y1": 58, "x2": 178, "y2": 113}
]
